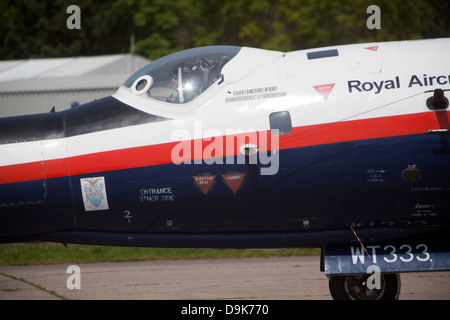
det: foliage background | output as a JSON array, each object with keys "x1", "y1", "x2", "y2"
[{"x1": 1, "y1": 0, "x2": 449, "y2": 61}]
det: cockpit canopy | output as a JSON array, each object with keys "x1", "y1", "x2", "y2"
[{"x1": 123, "y1": 46, "x2": 241, "y2": 104}]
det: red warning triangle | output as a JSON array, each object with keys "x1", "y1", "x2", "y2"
[
  {"x1": 193, "y1": 175, "x2": 216, "y2": 195},
  {"x1": 313, "y1": 83, "x2": 335, "y2": 101},
  {"x1": 364, "y1": 45, "x2": 379, "y2": 51},
  {"x1": 222, "y1": 174, "x2": 246, "y2": 194}
]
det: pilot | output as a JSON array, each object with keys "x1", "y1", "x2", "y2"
[
  {"x1": 168, "y1": 62, "x2": 203, "y2": 103},
  {"x1": 166, "y1": 56, "x2": 230, "y2": 104},
  {"x1": 207, "y1": 56, "x2": 230, "y2": 86}
]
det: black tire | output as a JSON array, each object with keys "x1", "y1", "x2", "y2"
[{"x1": 328, "y1": 273, "x2": 401, "y2": 300}]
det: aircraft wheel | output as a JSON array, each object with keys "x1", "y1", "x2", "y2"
[{"x1": 328, "y1": 273, "x2": 400, "y2": 300}]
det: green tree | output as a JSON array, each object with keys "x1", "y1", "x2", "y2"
[
  {"x1": 276, "y1": 0, "x2": 448, "y2": 50},
  {"x1": 1, "y1": 0, "x2": 448, "y2": 60},
  {"x1": 0, "y1": 0, "x2": 135, "y2": 59},
  {"x1": 128, "y1": 0, "x2": 449, "y2": 60}
]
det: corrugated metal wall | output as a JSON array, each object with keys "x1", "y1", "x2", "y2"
[
  {"x1": 0, "y1": 54, "x2": 150, "y2": 117},
  {"x1": 0, "y1": 88, "x2": 117, "y2": 117}
]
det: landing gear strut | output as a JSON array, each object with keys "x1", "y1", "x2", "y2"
[{"x1": 328, "y1": 273, "x2": 401, "y2": 300}]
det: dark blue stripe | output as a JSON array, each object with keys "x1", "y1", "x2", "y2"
[
  {"x1": 307, "y1": 49, "x2": 339, "y2": 60},
  {"x1": 0, "y1": 96, "x2": 167, "y2": 145}
]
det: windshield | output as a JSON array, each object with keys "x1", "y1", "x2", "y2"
[{"x1": 123, "y1": 46, "x2": 241, "y2": 104}]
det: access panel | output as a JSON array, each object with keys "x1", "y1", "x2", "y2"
[{"x1": 324, "y1": 239, "x2": 450, "y2": 274}]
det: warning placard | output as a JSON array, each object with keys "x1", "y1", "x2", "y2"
[
  {"x1": 222, "y1": 174, "x2": 246, "y2": 194},
  {"x1": 364, "y1": 45, "x2": 379, "y2": 51},
  {"x1": 193, "y1": 175, "x2": 216, "y2": 195},
  {"x1": 313, "y1": 83, "x2": 335, "y2": 101}
]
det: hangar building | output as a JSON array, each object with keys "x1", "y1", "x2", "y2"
[{"x1": 0, "y1": 53, "x2": 150, "y2": 117}]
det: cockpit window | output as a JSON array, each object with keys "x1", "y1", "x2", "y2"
[{"x1": 123, "y1": 46, "x2": 241, "y2": 104}]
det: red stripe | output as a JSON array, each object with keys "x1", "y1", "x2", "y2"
[
  {"x1": 1, "y1": 111, "x2": 448, "y2": 184},
  {"x1": 282, "y1": 110, "x2": 448, "y2": 149}
]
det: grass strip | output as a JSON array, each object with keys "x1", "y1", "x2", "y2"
[{"x1": 0, "y1": 242, "x2": 320, "y2": 266}]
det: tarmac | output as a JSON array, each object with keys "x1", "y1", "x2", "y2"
[{"x1": 1, "y1": 255, "x2": 449, "y2": 300}]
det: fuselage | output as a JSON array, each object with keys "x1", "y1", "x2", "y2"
[{"x1": 1, "y1": 39, "x2": 449, "y2": 247}]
